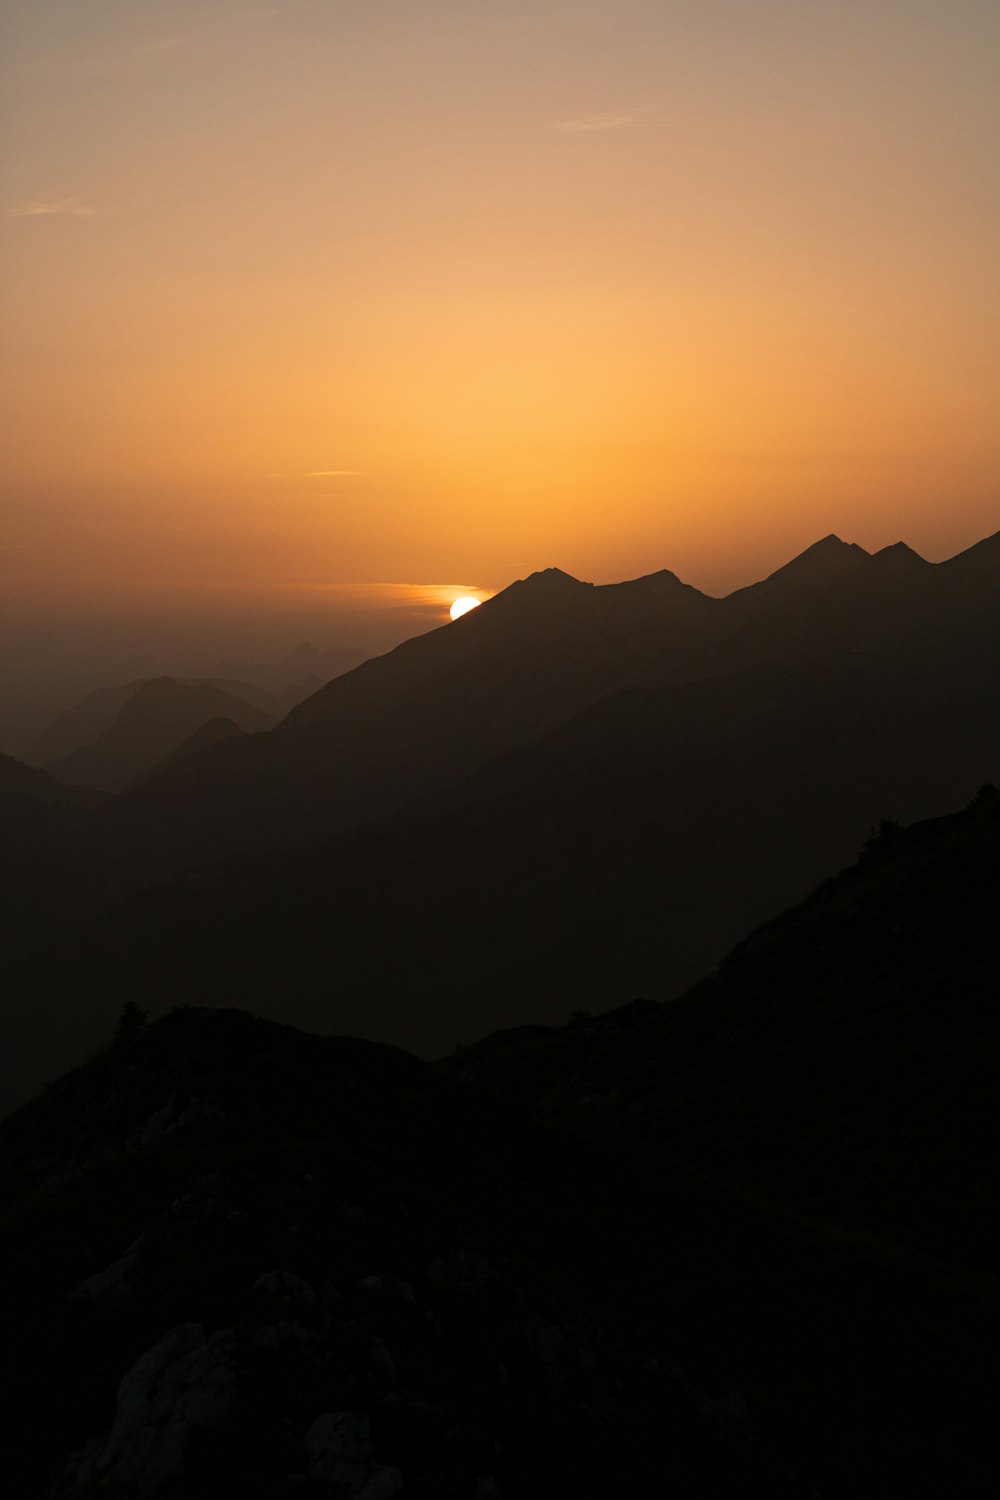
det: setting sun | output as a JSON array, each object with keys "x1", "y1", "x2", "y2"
[{"x1": 450, "y1": 597, "x2": 482, "y2": 622}]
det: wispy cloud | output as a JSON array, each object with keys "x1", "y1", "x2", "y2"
[
  {"x1": 5, "y1": 196, "x2": 96, "y2": 219},
  {"x1": 553, "y1": 105, "x2": 660, "y2": 135},
  {"x1": 306, "y1": 471, "x2": 365, "y2": 478},
  {"x1": 230, "y1": 7, "x2": 280, "y2": 23}
]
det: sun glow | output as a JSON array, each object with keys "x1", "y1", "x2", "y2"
[{"x1": 450, "y1": 596, "x2": 482, "y2": 622}]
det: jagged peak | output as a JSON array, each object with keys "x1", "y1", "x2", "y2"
[
  {"x1": 872, "y1": 541, "x2": 929, "y2": 570},
  {"x1": 798, "y1": 533, "x2": 868, "y2": 560}
]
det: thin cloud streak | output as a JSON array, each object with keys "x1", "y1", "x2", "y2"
[
  {"x1": 130, "y1": 8, "x2": 278, "y2": 62},
  {"x1": 5, "y1": 197, "x2": 96, "y2": 219},
  {"x1": 306, "y1": 471, "x2": 365, "y2": 478},
  {"x1": 292, "y1": 582, "x2": 491, "y2": 615},
  {"x1": 553, "y1": 105, "x2": 660, "y2": 134}
]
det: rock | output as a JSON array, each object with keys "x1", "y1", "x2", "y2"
[
  {"x1": 69, "y1": 1237, "x2": 143, "y2": 1302},
  {"x1": 305, "y1": 1411, "x2": 371, "y2": 1469},
  {"x1": 303, "y1": 1411, "x2": 402, "y2": 1496},
  {"x1": 70, "y1": 1322, "x2": 238, "y2": 1495},
  {"x1": 365, "y1": 1337, "x2": 398, "y2": 1391},
  {"x1": 253, "y1": 1318, "x2": 314, "y2": 1348},
  {"x1": 252, "y1": 1269, "x2": 317, "y2": 1307},
  {"x1": 357, "y1": 1273, "x2": 414, "y2": 1302},
  {"x1": 130, "y1": 1093, "x2": 229, "y2": 1148}
]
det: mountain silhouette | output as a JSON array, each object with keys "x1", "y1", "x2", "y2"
[{"x1": 0, "y1": 531, "x2": 997, "y2": 1105}]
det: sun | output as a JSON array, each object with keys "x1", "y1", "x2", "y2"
[{"x1": 450, "y1": 596, "x2": 482, "y2": 621}]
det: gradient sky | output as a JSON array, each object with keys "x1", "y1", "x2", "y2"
[{"x1": 2, "y1": 0, "x2": 998, "y2": 642}]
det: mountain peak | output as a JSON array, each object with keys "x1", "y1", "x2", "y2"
[
  {"x1": 483, "y1": 568, "x2": 590, "y2": 613},
  {"x1": 802, "y1": 533, "x2": 867, "y2": 559},
  {"x1": 763, "y1": 534, "x2": 871, "y2": 588},
  {"x1": 519, "y1": 567, "x2": 587, "y2": 590}
]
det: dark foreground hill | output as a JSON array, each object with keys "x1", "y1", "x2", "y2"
[
  {"x1": 447, "y1": 785, "x2": 1000, "y2": 1274},
  {"x1": 0, "y1": 1010, "x2": 811, "y2": 1500},
  {"x1": 0, "y1": 791, "x2": 995, "y2": 1497}
]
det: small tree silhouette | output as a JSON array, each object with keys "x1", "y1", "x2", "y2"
[
  {"x1": 861, "y1": 817, "x2": 904, "y2": 860},
  {"x1": 113, "y1": 1001, "x2": 148, "y2": 1048}
]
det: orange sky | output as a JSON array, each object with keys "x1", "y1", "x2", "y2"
[{"x1": 2, "y1": 0, "x2": 998, "y2": 630}]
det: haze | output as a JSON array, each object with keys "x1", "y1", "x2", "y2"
[{"x1": 2, "y1": 1, "x2": 998, "y2": 679}]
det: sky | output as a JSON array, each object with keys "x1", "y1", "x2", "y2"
[{"x1": 2, "y1": 0, "x2": 998, "y2": 676}]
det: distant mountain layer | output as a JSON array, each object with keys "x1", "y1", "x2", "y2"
[
  {"x1": 41, "y1": 678, "x2": 278, "y2": 793},
  {"x1": 27, "y1": 676, "x2": 279, "y2": 766},
  {"x1": 26, "y1": 647, "x2": 362, "y2": 771},
  {"x1": 27, "y1": 681, "x2": 142, "y2": 766},
  {"x1": 130, "y1": 716, "x2": 246, "y2": 785}
]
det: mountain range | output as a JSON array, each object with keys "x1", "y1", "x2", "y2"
[{"x1": 0, "y1": 530, "x2": 997, "y2": 1110}]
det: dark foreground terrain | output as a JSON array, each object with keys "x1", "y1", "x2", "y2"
[{"x1": 0, "y1": 790, "x2": 995, "y2": 1497}]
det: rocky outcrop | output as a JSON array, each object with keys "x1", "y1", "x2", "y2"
[{"x1": 68, "y1": 1324, "x2": 238, "y2": 1495}]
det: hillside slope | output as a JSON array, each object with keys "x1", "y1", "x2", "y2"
[
  {"x1": 443, "y1": 786, "x2": 999, "y2": 1494},
  {"x1": 1, "y1": 790, "x2": 995, "y2": 1496},
  {"x1": 447, "y1": 784, "x2": 1000, "y2": 1270}
]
